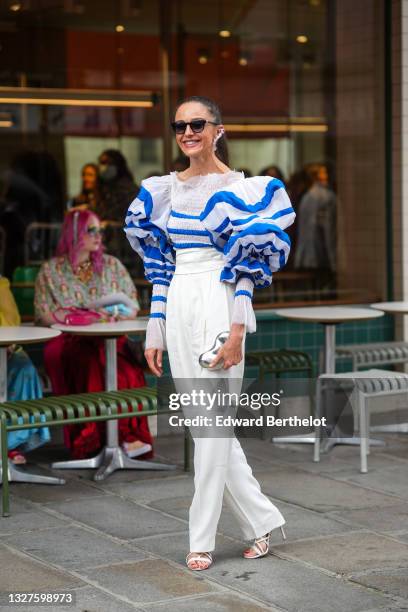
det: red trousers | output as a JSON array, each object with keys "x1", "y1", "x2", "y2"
[{"x1": 44, "y1": 334, "x2": 153, "y2": 460}]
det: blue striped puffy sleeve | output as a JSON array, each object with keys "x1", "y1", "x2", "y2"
[
  {"x1": 200, "y1": 176, "x2": 295, "y2": 288},
  {"x1": 124, "y1": 175, "x2": 175, "y2": 284}
]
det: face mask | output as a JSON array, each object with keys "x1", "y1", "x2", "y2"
[{"x1": 99, "y1": 163, "x2": 117, "y2": 181}]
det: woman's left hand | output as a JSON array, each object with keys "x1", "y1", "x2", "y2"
[
  {"x1": 209, "y1": 324, "x2": 245, "y2": 370},
  {"x1": 118, "y1": 309, "x2": 138, "y2": 321},
  {"x1": 110, "y1": 308, "x2": 139, "y2": 321}
]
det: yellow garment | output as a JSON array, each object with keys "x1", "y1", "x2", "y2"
[{"x1": 0, "y1": 277, "x2": 21, "y2": 326}]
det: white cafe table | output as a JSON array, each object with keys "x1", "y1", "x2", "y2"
[
  {"x1": 370, "y1": 301, "x2": 408, "y2": 433},
  {"x1": 51, "y1": 319, "x2": 176, "y2": 481},
  {"x1": 271, "y1": 306, "x2": 385, "y2": 447},
  {"x1": 371, "y1": 301, "x2": 408, "y2": 315},
  {"x1": 0, "y1": 326, "x2": 65, "y2": 486}
]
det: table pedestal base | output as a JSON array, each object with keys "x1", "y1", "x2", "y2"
[
  {"x1": 370, "y1": 423, "x2": 408, "y2": 433},
  {"x1": 52, "y1": 445, "x2": 177, "y2": 482},
  {"x1": 272, "y1": 434, "x2": 316, "y2": 444},
  {"x1": 321, "y1": 436, "x2": 386, "y2": 452},
  {"x1": 52, "y1": 339, "x2": 177, "y2": 481},
  {"x1": 0, "y1": 461, "x2": 65, "y2": 485},
  {"x1": 271, "y1": 432, "x2": 386, "y2": 452}
]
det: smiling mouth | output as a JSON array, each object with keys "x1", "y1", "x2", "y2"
[{"x1": 182, "y1": 139, "x2": 201, "y2": 146}]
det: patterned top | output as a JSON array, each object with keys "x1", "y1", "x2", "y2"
[
  {"x1": 124, "y1": 172, "x2": 295, "y2": 289},
  {"x1": 34, "y1": 254, "x2": 138, "y2": 324}
]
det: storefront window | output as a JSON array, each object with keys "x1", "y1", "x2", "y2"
[{"x1": 0, "y1": 0, "x2": 386, "y2": 310}]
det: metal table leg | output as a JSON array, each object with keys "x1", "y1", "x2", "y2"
[
  {"x1": 272, "y1": 323, "x2": 385, "y2": 450},
  {"x1": 272, "y1": 324, "x2": 336, "y2": 445},
  {"x1": 319, "y1": 326, "x2": 385, "y2": 452},
  {"x1": 52, "y1": 337, "x2": 176, "y2": 479},
  {"x1": 322, "y1": 435, "x2": 385, "y2": 451},
  {"x1": 369, "y1": 423, "x2": 408, "y2": 433},
  {"x1": 0, "y1": 462, "x2": 65, "y2": 485},
  {"x1": 0, "y1": 347, "x2": 6, "y2": 404},
  {"x1": 1, "y1": 346, "x2": 64, "y2": 518}
]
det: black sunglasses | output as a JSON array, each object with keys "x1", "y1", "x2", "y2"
[
  {"x1": 87, "y1": 226, "x2": 104, "y2": 236},
  {"x1": 171, "y1": 119, "x2": 218, "y2": 134}
]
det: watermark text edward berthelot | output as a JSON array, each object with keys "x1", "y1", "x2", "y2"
[{"x1": 168, "y1": 415, "x2": 327, "y2": 428}]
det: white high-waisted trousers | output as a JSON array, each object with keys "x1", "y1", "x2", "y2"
[{"x1": 166, "y1": 248, "x2": 285, "y2": 552}]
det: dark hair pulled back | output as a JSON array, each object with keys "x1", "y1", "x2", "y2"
[{"x1": 174, "y1": 96, "x2": 229, "y2": 166}]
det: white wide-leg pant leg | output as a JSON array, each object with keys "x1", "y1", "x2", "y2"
[
  {"x1": 166, "y1": 249, "x2": 285, "y2": 552},
  {"x1": 187, "y1": 436, "x2": 285, "y2": 551},
  {"x1": 224, "y1": 438, "x2": 285, "y2": 540}
]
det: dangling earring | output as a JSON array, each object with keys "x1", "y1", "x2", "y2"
[
  {"x1": 213, "y1": 127, "x2": 225, "y2": 151},
  {"x1": 73, "y1": 210, "x2": 80, "y2": 246}
]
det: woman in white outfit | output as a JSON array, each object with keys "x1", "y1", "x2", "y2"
[{"x1": 124, "y1": 96, "x2": 295, "y2": 571}]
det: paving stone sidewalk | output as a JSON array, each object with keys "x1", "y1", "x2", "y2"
[{"x1": 1, "y1": 433, "x2": 408, "y2": 612}]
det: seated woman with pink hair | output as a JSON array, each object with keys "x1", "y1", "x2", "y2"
[{"x1": 34, "y1": 209, "x2": 153, "y2": 460}]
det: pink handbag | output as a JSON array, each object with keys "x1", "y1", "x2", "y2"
[{"x1": 52, "y1": 307, "x2": 103, "y2": 326}]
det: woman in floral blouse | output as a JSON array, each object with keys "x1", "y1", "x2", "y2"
[{"x1": 34, "y1": 209, "x2": 153, "y2": 460}]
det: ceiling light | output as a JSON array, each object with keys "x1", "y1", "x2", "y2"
[
  {"x1": 238, "y1": 52, "x2": 250, "y2": 67},
  {"x1": 225, "y1": 122, "x2": 327, "y2": 133},
  {"x1": 219, "y1": 29, "x2": 231, "y2": 38},
  {"x1": 296, "y1": 35, "x2": 308, "y2": 44},
  {"x1": 115, "y1": 24, "x2": 125, "y2": 33},
  {"x1": 197, "y1": 48, "x2": 210, "y2": 65},
  {"x1": 0, "y1": 111, "x2": 13, "y2": 128},
  {"x1": 0, "y1": 87, "x2": 155, "y2": 108},
  {"x1": 9, "y1": 2, "x2": 21, "y2": 11}
]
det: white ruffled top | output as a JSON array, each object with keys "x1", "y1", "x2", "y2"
[
  {"x1": 167, "y1": 171, "x2": 244, "y2": 250},
  {"x1": 124, "y1": 171, "x2": 295, "y2": 344}
]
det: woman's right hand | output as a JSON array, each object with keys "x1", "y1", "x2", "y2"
[
  {"x1": 40, "y1": 311, "x2": 60, "y2": 327},
  {"x1": 145, "y1": 348, "x2": 163, "y2": 377}
]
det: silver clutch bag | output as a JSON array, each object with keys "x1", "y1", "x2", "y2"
[{"x1": 198, "y1": 331, "x2": 230, "y2": 370}]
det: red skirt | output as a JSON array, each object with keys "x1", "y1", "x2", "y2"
[{"x1": 44, "y1": 334, "x2": 153, "y2": 460}]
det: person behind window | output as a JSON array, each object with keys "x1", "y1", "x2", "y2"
[
  {"x1": 0, "y1": 150, "x2": 64, "y2": 276},
  {"x1": 67, "y1": 163, "x2": 100, "y2": 212},
  {"x1": 0, "y1": 275, "x2": 51, "y2": 465},
  {"x1": 96, "y1": 150, "x2": 139, "y2": 221},
  {"x1": 5, "y1": 150, "x2": 64, "y2": 223},
  {"x1": 287, "y1": 168, "x2": 311, "y2": 207},
  {"x1": 34, "y1": 209, "x2": 153, "y2": 461},
  {"x1": 293, "y1": 162, "x2": 337, "y2": 286},
  {"x1": 284, "y1": 167, "x2": 313, "y2": 268},
  {"x1": 260, "y1": 165, "x2": 286, "y2": 184}
]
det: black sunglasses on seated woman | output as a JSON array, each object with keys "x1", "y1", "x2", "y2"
[
  {"x1": 171, "y1": 119, "x2": 218, "y2": 134},
  {"x1": 86, "y1": 226, "x2": 104, "y2": 236}
]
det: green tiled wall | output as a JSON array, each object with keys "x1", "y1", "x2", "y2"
[
  {"x1": 145, "y1": 312, "x2": 395, "y2": 385},
  {"x1": 26, "y1": 312, "x2": 394, "y2": 389},
  {"x1": 246, "y1": 313, "x2": 394, "y2": 375}
]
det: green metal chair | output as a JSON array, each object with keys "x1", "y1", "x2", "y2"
[
  {"x1": 246, "y1": 349, "x2": 314, "y2": 439},
  {"x1": 0, "y1": 386, "x2": 191, "y2": 517},
  {"x1": 11, "y1": 266, "x2": 40, "y2": 319}
]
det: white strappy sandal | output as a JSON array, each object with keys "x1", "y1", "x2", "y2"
[
  {"x1": 243, "y1": 526, "x2": 286, "y2": 559},
  {"x1": 186, "y1": 551, "x2": 213, "y2": 571}
]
